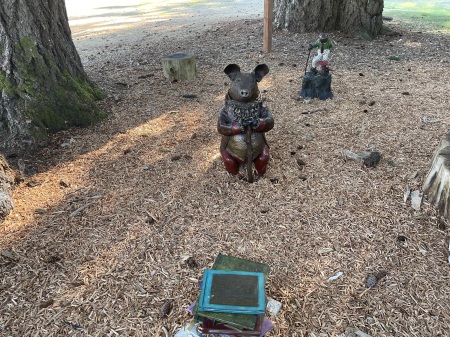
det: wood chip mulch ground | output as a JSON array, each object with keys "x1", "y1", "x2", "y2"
[{"x1": 1, "y1": 18, "x2": 450, "y2": 337}]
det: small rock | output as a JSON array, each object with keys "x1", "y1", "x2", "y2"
[
  {"x1": 185, "y1": 257, "x2": 198, "y2": 269},
  {"x1": 397, "y1": 235, "x2": 408, "y2": 247},
  {"x1": 266, "y1": 298, "x2": 282, "y2": 317},
  {"x1": 363, "y1": 151, "x2": 381, "y2": 167},
  {"x1": 59, "y1": 179, "x2": 70, "y2": 188},
  {"x1": 171, "y1": 155, "x2": 182, "y2": 161},
  {"x1": 366, "y1": 274, "x2": 377, "y2": 288},
  {"x1": 26, "y1": 180, "x2": 41, "y2": 187},
  {"x1": 397, "y1": 235, "x2": 407, "y2": 242},
  {"x1": 344, "y1": 150, "x2": 381, "y2": 167},
  {"x1": 296, "y1": 158, "x2": 306, "y2": 166},
  {"x1": 39, "y1": 298, "x2": 54, "y2": 308},
  {"x1": 344, "y1": 327, "x2": 373, "y2": 337},
  {"x1": 60, "y1": 138, "x2": 75, "y2": 148},
  {"x1": 1, "y1": 250, "x2": 17, "y2": 261},
  {"x1": 159, "y1": 300, "x2": 173, "y2": 318}
]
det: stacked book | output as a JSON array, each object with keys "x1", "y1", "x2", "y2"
[{"x1": 193, "y1": 254, "x2": 271, "y2": 336}]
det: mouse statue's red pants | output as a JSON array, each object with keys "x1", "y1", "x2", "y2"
[{"x1": 221, "y1": 145, "x2": 270, "y2": 176}]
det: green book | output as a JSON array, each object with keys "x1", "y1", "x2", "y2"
[
  {"x1": 195, "y1": 309, "x2": 260, "y2": 331},
  {"x1": 212, "y1": 254, "x2": 270, "y2": 278}
]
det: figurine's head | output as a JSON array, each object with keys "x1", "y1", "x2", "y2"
[
  {"x1": 319, "y1": 33, "x2": 329, "y2": 43},
  {"x1": 224, "y1": 64, "x2": 269, "y2": 102}
]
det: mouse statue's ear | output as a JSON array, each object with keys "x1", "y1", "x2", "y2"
[
  {"x1": 224, "y1": 64, "x2": 241, "y2": 80},
  {"x1": 253, "y1": 64, "x2": 269, "y2": 82}
]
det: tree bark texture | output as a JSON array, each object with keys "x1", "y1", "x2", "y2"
[
  {"x1": 274, "y1": 0, "x2": 384, "y2": 38},
  {"x1": 0, "y1": 0, "x2": 104, "y2": 156},
  {"x1": 0, "y1": 153, "x2": 16, "y2": 220}
]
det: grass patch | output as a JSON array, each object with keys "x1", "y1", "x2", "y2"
[{"x1": 384, "y1": 0, "x2": 450, "y2": 32}]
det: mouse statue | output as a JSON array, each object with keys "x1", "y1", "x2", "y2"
[{"x1": 217, "y1": 64, "x2": 274, "y2": 182}]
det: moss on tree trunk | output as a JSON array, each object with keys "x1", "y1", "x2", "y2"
[
  {"x1": 0, "y1": 0, "x2": 105, "y2": 156},
  {"x1": 15, "y1": 37, "x2": 105, "y2": 135}
]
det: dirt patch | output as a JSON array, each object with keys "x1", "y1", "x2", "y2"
[
  {"x1": 67, "y1": 0, "x2": 263, "y2": 53},
  {"x1": 1, "y1": 16, "x2": 450, "y2": 337}
]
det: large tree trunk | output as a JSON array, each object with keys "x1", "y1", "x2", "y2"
[
  {"x1": 274, "y1": 0, "x2": 384, "y2": 39},
  {"x1": 0, "y1": 0, "x2": 104, "y2": 156}
]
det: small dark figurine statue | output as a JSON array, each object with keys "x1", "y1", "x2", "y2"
[
  {"x1": 218, "y1": 64, "x2": 274, "y2": 182},
  {"x1": 299, "y1": 33, "x2": 333, "y2": 100}
]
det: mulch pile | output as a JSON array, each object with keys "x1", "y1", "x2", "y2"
[{"x1": 1, "y1": 17, "x2": 450, "y2": 337}]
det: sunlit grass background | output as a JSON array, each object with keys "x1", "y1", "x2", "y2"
[{"x1": 384, "y1": 0, "x2": 450, "y2": 32}]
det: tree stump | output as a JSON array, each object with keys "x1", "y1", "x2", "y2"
[
  {"x1": 422, "y1": 132, "x2": 450, "y2": 218},
  {"x1": 299, "y1": 70, "x2": 333, "y2": 100},
  {"x1": 162, "y1": 52, "x2": 197, "y2": 81}
]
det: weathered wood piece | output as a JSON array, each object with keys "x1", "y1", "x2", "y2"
[
  {"x1": 161, "y1": 52, "x2": 197, "y2": 81},
  {"x1": 422, "y1": 133, "x2": 450, "y2": 218},
  {"x1": 344, "y1": 150, "x2": 381, "y2": 167}
]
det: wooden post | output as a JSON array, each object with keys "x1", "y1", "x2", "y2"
[{"x1": 263, "y1": 0, "x2": 273, "y2": 53}]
